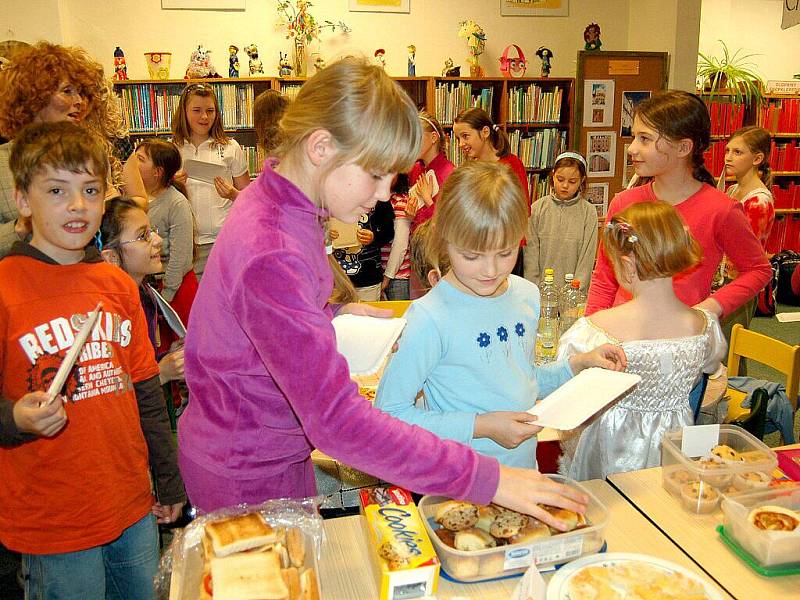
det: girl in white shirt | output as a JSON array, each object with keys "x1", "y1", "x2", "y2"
[{"x1": 172, "y1": 83, "x2": 250, "y2": 277}]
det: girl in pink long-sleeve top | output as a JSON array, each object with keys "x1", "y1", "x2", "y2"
[
  {"x1": 586, "y1": 91, "x2": 771, "y2": 320},
  {"x1": 178, "y1": 57, "x2": 587, "y2": 527},
  {"x1": 406, "y1": 111, "x2": 454, "y2": 232}
]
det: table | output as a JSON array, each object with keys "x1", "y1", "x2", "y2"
[
  {"x1": 317, "y1": 479, "x2": 731, "y2": 599},
  {"x1": 609, "y1": 462, "x2": 800, "y2": 600}
]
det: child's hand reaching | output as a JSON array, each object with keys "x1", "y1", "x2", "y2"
[
  {"x1": 416, "y1": 172, "x2": 434, "y2": 207},
  {"x1": 214, "y1": 176, "x2": 239, "y2": 200},
  {"x1": 404, "y1": 196, "x2": 418, "y2": 220},
  {"x1": 13, "y1": 391, "x2": 68, "y2": 437},
  {"x1": 356, "y1": 228, "x2": 374, "y2": 246},
  {"x1": 159, "y1": 347, "x2": 185, "y2": 384},
  {"x1": 152, "y1": 501, "x2": 186, "y2": 525},
  {"x1": 568, "y1": 343, "x2": 627, "y2": 374},
  {"x1": 474, "y1": 412, "x2": 542, "y2": 449}
]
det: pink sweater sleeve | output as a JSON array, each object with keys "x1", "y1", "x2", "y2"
[
  {"x1": 232, "y1": 250, "x2": 500, "y2": 504},
  {"x1": 585, "y1": 194, "x2": 625, "y2": 315},
  {"x1": 710, "y1": 202, "x2": 772, "y2": 315}
]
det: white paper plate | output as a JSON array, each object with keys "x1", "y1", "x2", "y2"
[
  {"x1": 546, "y1": 552, "x2": 724, "y2": 600},
  {"x1": 528, "y1": 368, "x2": 640, "y2": 430},
  {"x1": 332, "y1": 314, "x2": 406, "y2": 377}
]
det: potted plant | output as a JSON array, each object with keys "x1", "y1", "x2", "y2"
[{"x1": 697, "y1": 40, "x2": 764, "y2": 106}]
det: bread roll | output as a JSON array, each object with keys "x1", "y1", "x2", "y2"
[
  {"x1": 538, "y1": 505, "x2": 581, "y2": 533},
  {"x1": 434, "y1": 528, "x2": 456, "y2": 548},
  {"x1": 509, "y1": 518, "x2": 551, "y2": 544},
  {"x1": 748, "y1": 505, "x2": 800, "y2": 531},
  {"x1": 474, "y1": 505, "x2": 500, "y2": 534},
  {"x1": 454, "y1": 527, "x2": 497, "y2": 551},
  {"x1": 489, "y1": 510, "x2": 528, "y2": 538},
  {"x1": 434, "y1": 501, "x2": 479, "y2": 531}
]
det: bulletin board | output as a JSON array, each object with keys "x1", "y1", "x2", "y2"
[{"x1": 574, "y1": 51, "x2": 669, "y2": 216}]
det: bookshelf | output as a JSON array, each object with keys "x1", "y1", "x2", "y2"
[{"x1": 114, "y1": 75, "x2": 575, "y2": 192}]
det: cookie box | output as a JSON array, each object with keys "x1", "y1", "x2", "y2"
[
  {"x1": 161, "y1": 498, "x2": 323, "y2": 600},
  {"x1": 418, "y1": 475, "x2": 608, "y2": 583},
  {"x1": 359, "y1": 486, "x2": 440, "y2": 600},
  {"x1": 661, "y1": 425, "x2": 777, "y2": 515},
  {"x1": 720, "y1": 486, "x2": 800, "y2": 568}
]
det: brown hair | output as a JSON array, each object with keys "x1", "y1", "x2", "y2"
[
  {"x1": 550, "y1": 156, "x2": 588, "y2": 195},
  {"x1": 603, "y1": 200, "x2": 702, "y2": 281},
  {"x1": 430, "y1": 161, "x2": 526, "y2": 266},
  {"x1": 729, "y1": 125, "x2": 772, "y2": 187},
  {"x1": 10, "y1": 121, "x2": 109, "y2": 193},
  {"x1": 419, "y1": 110, "x2": 446, "y2": 156},
  {"x1": 171, "y1": 83, "x2": 229, "y2": 147},
  {"x1": 136, "y1": 139, "x2": 188, "y2": 198},
  {"x1": 453, "y1": 107, "x2": 510, "y2": 158},
  {"x1": 634, "y1": 90, "x2": 715, "y2": 187},
  {"x1": 254, "y1": 89, "x2": 289, "y2": 155},
  {"x1": 276, "y1": 56, "x2": 421, "y2": 187}
]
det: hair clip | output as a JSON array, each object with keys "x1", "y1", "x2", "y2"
[
  {"x1": 606, "y1": 221, "x2": 638, "y2": 243},
  {"x1": 93, "y1": 231, "x2": 103, "y2": 252},
  {"x1": 491, "y1": 124, "x2": 499, "y2": 132}
]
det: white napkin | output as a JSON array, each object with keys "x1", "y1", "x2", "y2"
[{"x1": 332, "y1": 315, "x2": 406, "y2": 377}]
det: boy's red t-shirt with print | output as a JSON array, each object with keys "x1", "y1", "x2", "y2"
[{"x1": 0, "y1": 248, "x2": 159, "y2": 554}]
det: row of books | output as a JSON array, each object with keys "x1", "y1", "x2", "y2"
[
  {"x1": 707, "y1": 101, "x2": 746, "y2": 136},
  {"x1": 508, "y1": 128, "x2": 566, "y2": 170},
  {"x1": 434, "y1": 82, "x2": 494, "y2": 125},
  {"x1": 764, "y1": 212, "x2": 800, "y2": 254},
  {"x1": 769, "y1": 140, "x2": 800, "y2": 173},
  {"x1": 506, "y1": 84, "x2": 564, "y2": 124},
  {"x1": 759, "y1": 98, "x2": 800, "y2": 134},
  {"x1": 280, "y1": 83, "x2": 303, "y2": 102},
  {"x1": 241, "y1": 145, "x2": 266, "y2": 177},
  {"x1": 116, "y1": 83, "x2": 257, "y2": 133},
  {"x1": 772, "y1": 182, "x2": 800, "y2": 210},
  {"x1": 529, "y1": 173, "x2": 549, "y2": 203},
  {"x1": 703, "y1": 140, "x2": 727, "y2": 179}
]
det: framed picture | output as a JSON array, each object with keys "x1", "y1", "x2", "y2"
[
  {"x1": 586, "y1": 183, "x2": 609, "y2": 218},
  {"x1": 621, "y1": 143, "x2": 637, "y2": 188},
  {"x1": 582, "y1": 79, "x2": 614, "y2": 127},
  {"x1": 162, "y1": 0, "x2": 244, "y2": 8},
  {"x1": 501, "y1": 0, "x2": 568, "y2": 16},
  {"x1": 620, "y1": 91, "x2": 651, "y2": 137},
  {"x1": 349, "y1": 0, "x2": 410, "y2": 13},
  {"x1": 586, "y1": 131, "x2": 616, "y2": 178}
]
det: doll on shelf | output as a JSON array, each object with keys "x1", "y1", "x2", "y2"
[
  {"x1": 229, "y1": 45, "x2": 240, "y2": 78},
  {"x1": 584, "y1": 23, "x2": 602, "y2": 52},
  {"x1": 407, "y1": 44, "x2": 416, "y2": 77},
  {"x1": 536, "y1": 47, "x2": 553, "y2": 78}
]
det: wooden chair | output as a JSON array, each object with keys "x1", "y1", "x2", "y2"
[
  {"x1": 363, "y1": 300, "x2": 411, "y2": 317},
  {"x1": 725, "y1": 324, "x2": 800, "y2": 427}
]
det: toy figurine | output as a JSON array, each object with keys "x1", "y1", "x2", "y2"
[
  {"x1": 499, "y1": 45, "x2": 527, "y2": 79},
  {"x1": 245, "y1": 43, "x2": 264, "y2": 76},
  {"x1": 229, "y1": 45, "x2": 240, "y2": 78},
  {"x1": 536, "y1": 46, "x2": 553, "y2": 77},
  {"x1": 407, "y1": 44, "x2": 416, "y2": 77},
  {"x1": 113, "y1": 46, "x2": 128, "y2": 81},
  {"x1": 278, "y1": 52, "x2": 293, "y2": 78},
  {"x1": 374, "y1": 48, "x2": 386, "y2": 69},
  {"x1": 312, "y1": 54, "x2": 326, "y2": 73},
  {"x1": 584, "y1": 23, "x2": 602, "y2": 52},
  {"x1": 442, "y1": 58, "x2": 461, "y2": 78},
  {"x1": 185, "y1": 45, "x2": 220, "y2": 79}
]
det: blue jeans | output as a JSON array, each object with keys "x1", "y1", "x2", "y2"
[
  {"x1": 22, "y1": 514, "x2": 159, "y2": 600},
  {"x1": 384, "y1": 277, "x2": 410, "y2": 300}
]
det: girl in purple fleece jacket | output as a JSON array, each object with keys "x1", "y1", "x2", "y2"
[{"x1": 178, "y1": 57, "x2": 587, "y2": 528}]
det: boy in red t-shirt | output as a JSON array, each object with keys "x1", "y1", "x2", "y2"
[{"x1": 0, "y1": 122, "x2": 184, "y2": 599}]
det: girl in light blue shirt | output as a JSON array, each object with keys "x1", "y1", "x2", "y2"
[{"x1": 377, "y1": 161, "x2": 626, "y2": 468}]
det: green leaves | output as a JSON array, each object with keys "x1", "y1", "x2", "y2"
[{"x1": 697, "y1": 40, "x2": 764, "y2": 106}]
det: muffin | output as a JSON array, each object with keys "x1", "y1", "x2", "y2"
[
  {"x1": 663, "y1": 468, "x2": 696, "y2": 496},
  {"x1": 733, "y1": 470, "x2": 771, "y2": 491},
  {"x1": 680, "y1": 481, "x2": 720, "y2": 514}
]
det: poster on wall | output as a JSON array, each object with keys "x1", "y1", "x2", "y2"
[
  {"x1": 162, "y1": 0, "x2": 245, "y2": 8},
  {"x1": 501, "y1": 0, "x2": 569, "y2": 16},
  {"x1": 586, "y1": 131, "x2": 616, "y2": 178},
  {"x1": 621, "y1": 143, "x2": 636, "y2": 188},
  {"x1": 620, "y1": 91, "x2": 651, "y2": 137},
  {"x1": 583, "y1": 79, "x2": 614, "y2": 127},
  {"x1": 349, "y1": 0, "x2": 410, "y2": 12},
  {"x1": 586, "y1": 183, "x2": 609, "y2": 218}
]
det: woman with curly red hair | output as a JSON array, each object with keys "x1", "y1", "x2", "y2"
[{"x1": 0, "y1": 42, "x2": 146, "y2": 255}]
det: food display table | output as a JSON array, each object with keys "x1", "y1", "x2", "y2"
[
  {"x1": 608, "y1": 457, "x2": 800, "y2": 600},
  {"x1": 317, "y1": 479, "x2": 731, "y2": 599}
]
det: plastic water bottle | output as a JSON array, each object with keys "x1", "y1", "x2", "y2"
[
  {"x1": 535, "y1": 271, "x2": 559, "y2": 364},
  {"x1": 559, "y1": 279, "x2": 586, "y2": 335},
  {"x1": 559, "y1": 273, "x2": 574, "y2": 323}
]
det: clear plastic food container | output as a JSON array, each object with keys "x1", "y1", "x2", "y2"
[
  {"x1": 660, "y1": 425, "x2": 777, "y2": 514},
  {"x1": 720, "y1": 486, "x2": 800, "y2": 568},
  {"x1": 418, "y1": 475, "x2": 608, "y2": 583}
]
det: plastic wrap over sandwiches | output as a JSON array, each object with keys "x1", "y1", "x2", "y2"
[{"x1": 157, "y1": 498, "x2": 323, "y2": 600}]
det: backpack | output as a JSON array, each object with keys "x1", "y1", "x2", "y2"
[
  {"x1": 773, "y1": 250, "x2": 800, "y2": 306},
  {"x1": 754, "y1": 257, "x2": 779, "y2": 317}
]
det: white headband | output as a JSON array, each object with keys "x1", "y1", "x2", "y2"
[
  {"x1": 419, "y1": 115, "x2": 438, "y2": 132},
  {"x1": 555, "y1": 151, "x2": 587, "y2": 169}
]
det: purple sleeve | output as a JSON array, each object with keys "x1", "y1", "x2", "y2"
[{"x1": 231, "y1": 250, "x2": 500, "y2": 504}]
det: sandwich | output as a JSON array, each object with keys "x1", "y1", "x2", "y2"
[{"x1": 205, "y1": 513, "x2": 277, "y2": 557}]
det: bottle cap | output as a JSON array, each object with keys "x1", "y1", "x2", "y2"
[
  {"x1": 571, "y1": 279, "x2": 580, "y2": 289},
  {"x1": 565, "y1": 273, "x2": 574, "y2": 281}
]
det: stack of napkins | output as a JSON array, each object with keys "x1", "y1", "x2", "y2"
[{"x1": 332, "y1": 315, "x2": 407, "y2": 377}]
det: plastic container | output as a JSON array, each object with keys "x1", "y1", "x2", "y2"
[
  {"x1": 158, "y1": 498, "x2": 323, "y2": 600},
  {"x1": 418, "y1": 475, "x2": 608, "y2": 583},
  {"x1": 719, "y1": 486, "x2": 800, "y2": 569},
  {"x1": 660, "y1": 425, "x2": 777, "y2": 514}
]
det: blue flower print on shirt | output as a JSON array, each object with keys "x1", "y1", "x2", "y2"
[
  {"x1": 497, "y1": 326, "x2": 509, "y2": 342},
  {"x1": 515, "y1": 322, "x2": 525, "y2": 337},
  {"x1": 477, "y1": 332, "x2": 491, "y2": 348}
]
